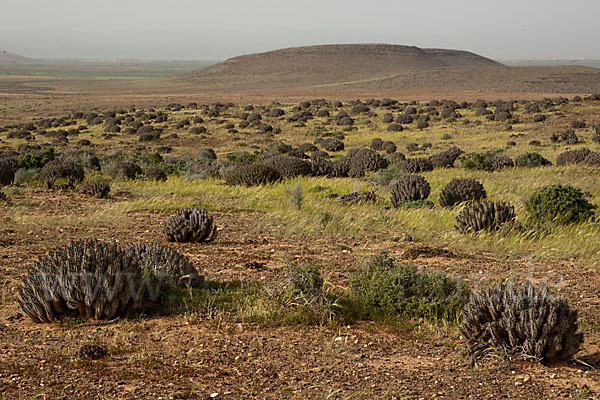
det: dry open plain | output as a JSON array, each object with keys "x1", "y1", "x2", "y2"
[{"x1": 1, "y1": 45, "x2": 600, "y2": 399}]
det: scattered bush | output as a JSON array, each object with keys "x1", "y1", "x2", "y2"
[
  {"x1": 39, "y1": 159, "x2": 84, "y2": 189},
  {"x1": 127, "y1": 243, "x2": 203, "y2": 288},
  {"x1": 79, "y1": 182, "x2": 110, "y2": 198},
  {"x1": 224, "y1": 163, "x2": 281, "y2": 186},
  {"x1": 144, "y1": 167, "x2": 168, "y2": 181},
  {"x1": 455, "y1": 201, "x2": 516, "y2": 234},
  {"x1": 17, "y1": 240, "x2": 148, "y2": 322},
  {"x1": 429, "y1": 146, "x2": 463, "y2": 169},
  {"x1": 525, "y1": 184, "x2": 596, "y2": 225},
  {"x1": 397, "y1": 158, "x2": 433, "y2": 174},
  {"x1": 162, "y1": 207, "x2": 216, "y2": 243},
  {"x1": 460, "y1": 281, "x2": 583, "y2": 362},
  {"x1": 350, "y1": 253, "x2": 469, "y2": 323},
  {"x1": 439, "y1": 178, "x2": 487, "y2": 208},
  {"x1": 390, "y1": 175, "x2": 431, "y2": 207},
  {"x1": 515, "y1": 152, "x2": 552, "y2": 167},
  {"x1": 348, "y1": 149, "x2": 388, "y2": 177},
  {"x1": 260, "y1": 155, "x2": 312, "y2": 178},
  {"x1": 556, "y1": 148, "x2": 592, "y2": 166}
]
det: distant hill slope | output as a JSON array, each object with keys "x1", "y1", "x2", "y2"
[
  {"x1": 0, "y1": 51, "x2": 32, "y2": 64},
  {"x1": 175, "y1": 44, "x2": 600, "y2": 94},
  {"x1": 180, "y1": 44, "x2": 501, "y2": 88}
]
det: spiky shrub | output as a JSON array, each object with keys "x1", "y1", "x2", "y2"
[
  {"x1": 40, "y1": 159, "x2": 85, "y2": 189},
  {"x1": 525, "y1": 184, "x2": 596, "y2": 225},
  {"x1": 337, "y1": 191, "x2": 380, "y2": 205},
  {"x1": 490, "y1": 154, "x2": 514, "y2": 170},
  {"x1": 127, "y1": 243, "x2": 203, "y2": 288},
  {"x1": 223, "y1": 163, "x2": 281, "y2": 186},
  {"x1": 429, "y1": 146, "x2": 463, "y2": 168},
  {"x1": 460, "y1": 281, "x2": 583, "y2": 362},
  {"x1": 79, "y1": 182, "x2": 110, "y2": 198},
  {"x1": 390, "y1": 175, "x2": 430, "y2": 207},
  {"x1": 321, "y1": 138, "x2": 344, "y2": 152},
  {"x1": 348, "y1": 149, "x2": 388, "y2": 177},
  {"x1": 350, "y1": 252, "x2": 469, "y2": 323},
  {"x1": 162, "y1": 207, "x2": 216, "y2": 243},
  {"x1": 371, "y1": 138, "x2": 383, "y2": 150},
  {"x1": 455, "y1": 201, "x2": 516, "y2": 234},
  {"x1": 556, "y1": 148, "x2": 592, "y2": 166},
  {"x1": 382, "y1": 141, "x2": 397, "y2": 154},
  {"x1": 17, "y1": 240, "x2": 147, "y2": 322},
  {"x1": 398, "y1": 158, "x2": 433, "y2": 174},
  {"x1": 515, "y1": 152, "x2": 552, "y2": 168},
  {"x1": 328, "y1": 158, "x2": 351, "y2": 178},
  {"x1": 439, "y1": 178, "x2": 486, "y2": 208},
  {"x1": 144, "y1": 167, "x2": 167, "y2": 181},
  {"x1": 259, "y1": 155, "x2": 312, "y2": 178}
]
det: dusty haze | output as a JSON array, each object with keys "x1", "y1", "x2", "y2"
[{"x1": 1, "y1": 0, "x2": 599, "y2": 60}]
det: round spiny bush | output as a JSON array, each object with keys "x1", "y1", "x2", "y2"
[
  {"x1": 224, "y1": 163, "x2": 281, "y2": 186},
  {"x1": 17, "y1": 240, "x2": 146, "y2": 322},
  {"x1": 259, "y1": 155, "x2": 312, "y2": 178},
  {"x1": 460, "y1": 281, "x2": 583, "y2": 362},
  {"x1": 144, "y1": 167, "x2": 167, "y2": 181},
  {"x1": 490, "y1": 154, "x2": 514, "y2": 170},
  {"x1": 337, "y1": 190, "x2": 380, "y2": 205},
  {"x1": 455, "y1": 201, "x2": 516, "y2": 234},
  {"x1": 382, "y1": 141, "x2": 397, "y2": 154},
  {"x1": 127, "y1": 243, "x2": 203, "y2": 288},
  {"x1": 115, "y1": 160, "x2": 143, "y2": 179},
  {"x1": 582, "y1": 152, "x2": 600, "y2": 167},
  {"x1": 371, "y1": 138, "x2": 383, "y2": 150},
  {"x1": 348, "y1": 149, "x2": 388, "y2": 177},
  {"x1": 514, "y1": 152, "x2": 552, "y2": 168},
  {"x1": 40, "y1": 159, "x2": 85, "y2": 189},
  {"x1": 429, "y1": 146, "x2": 463, "y2": 169},
  {"x1": 390, "y1": 175, "x2": 430, "y2": 207},
  {"x1": 328, "y1": 158, "x2": 351, "y2": 178},
  {"x1": 298, "y1": 143, "x2": 318, "y2": 153},
  {"x1": 321, "y1": 138, "x2": 344, "y2": 152},
  {"x1": 397, "y1": 158, "x2": 433, "y2": 174},
  {"x1": 439, "y1": 178, "x2": 486, "y2": 208},
  {"x1": 556, "y1": 148, "x2": 592, "y2": 166},
  {"x1": 162, "y1": 208, "x2": 216, "y2": 243},
  {"x1": 525, "y1": 184, "x2": 596, "y2": 225},
  {"x1": 79, "y1": 182, "x2": 110, "y2": 198},
  {"x1": 310, "y1": 154, "x2": 333, "y2": 176},
  {"x1": 387, "y1": 152, "x2": 406, "y2": 165}
]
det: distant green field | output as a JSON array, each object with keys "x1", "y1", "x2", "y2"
[{"x1": 0, "y1": 60, "x2": 217, "y2": 79}]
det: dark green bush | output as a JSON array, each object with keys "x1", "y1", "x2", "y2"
[
  {"x1": 460, "y1": 150, "x2": 501, "y2": 171},
  {"x1": 525, "y1": 184, "x2": 596, "y2": 225},
  {"x1": 350, "y1": 252, "x2": 469, "y2": 323},
  {"x1": 19, "y1": 147, "x2": 55, "y2": 169},
  {"x1": 515, "y1": 152, "x2": 552, "y2": 168}
]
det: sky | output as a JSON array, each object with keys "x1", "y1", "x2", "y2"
[{"x1": 1, "y1": 0, "x2": 599, "y2": 61}]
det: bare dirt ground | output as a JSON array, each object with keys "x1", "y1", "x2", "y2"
[{"x1": 1, "y1": 191, "x2": 600, "y2": 399}]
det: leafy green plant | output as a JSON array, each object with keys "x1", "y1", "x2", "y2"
[
  {"x1": 515, "y1": 152, "x2": 552, "y2": 168},
  {"x1": 350, "y1": 252, "x2": 469, "y2": 324},
  {"x1": 460, "y1": 150, "x2": 501, "y2": 171},
  {"x1": 525, "y1": 184, "x2": 596, "y2": 225},
  {"x1": 19, "y1": 147, "x2": 55, "y2": 169}
]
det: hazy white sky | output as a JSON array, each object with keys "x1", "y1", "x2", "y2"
[{"x1": 1, "y1": 0, "x2": 599, "y2": 60}]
